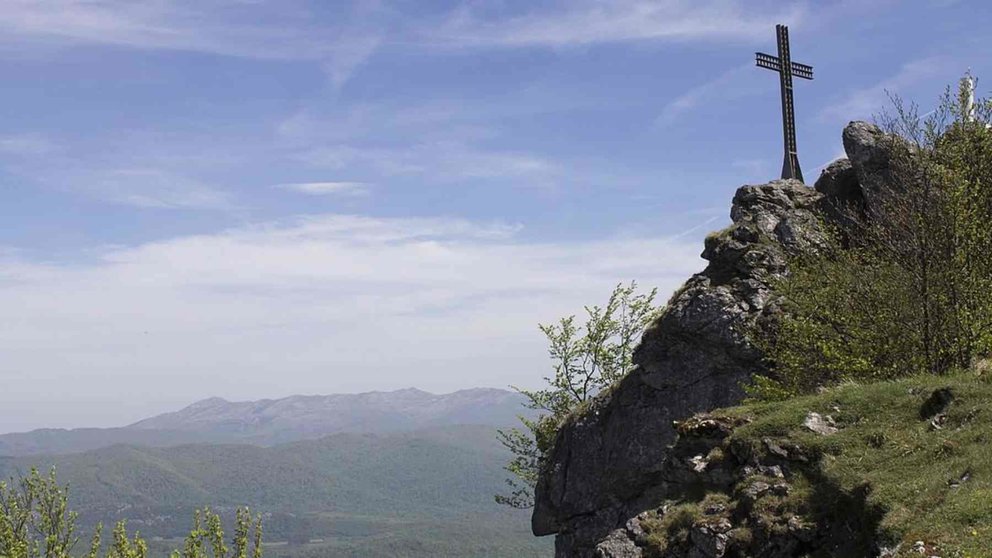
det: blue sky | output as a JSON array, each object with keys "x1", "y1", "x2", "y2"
[{"x1": 1, "y1": 0, "x2": 989, "y2": 431}]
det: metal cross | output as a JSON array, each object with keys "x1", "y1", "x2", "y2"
[{"x1": 756, "y1": 24, "x2": 813, "y2": 182}]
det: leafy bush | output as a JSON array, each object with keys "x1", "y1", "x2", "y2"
[
  {"x1": 0, "y1": 469, "x2": 262, "y2": 558},
  {"x1": 753, "y1": 75, "x2": 992, "y2": 399},
  {"x1": 496, "y1": 282, "x2": 660, "y2": 508}
]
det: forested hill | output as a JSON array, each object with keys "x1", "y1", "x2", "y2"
[
  {"x1": 0, "y1": 424, "x2": 550, "y2": 558},
  {"x1": 0, "y1": 387, "x2": 532, "y2": 456}
]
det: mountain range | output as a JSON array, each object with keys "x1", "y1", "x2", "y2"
[
  {"x1": 0, "y1": 387, "x2": 533, "y2": 456},
  {"x1": 0, "y1": 388, "x2": 547, "y2": 557}
]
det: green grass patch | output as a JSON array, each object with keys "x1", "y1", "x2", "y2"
[{"x1": 721, "y1": 370, "x2": 992, "y2": 557}]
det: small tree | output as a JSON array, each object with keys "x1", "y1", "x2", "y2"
[
  {"x1": 496, "y1": 282, "x2": 660, "y2": 508},
  {"x1": 170, "y1": 508, "x2": 262, "y2": 558},
  {"x1": 0, "y1": 468, "x2": 262, "y2": 558}
]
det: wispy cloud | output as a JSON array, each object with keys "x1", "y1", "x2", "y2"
[
  {"x1": 0, "y1": 133, "x2": 57, "y2": 156},
  {"x1": 91, "y1": 167, "x2": 234, "y2": 209},
  {"x1": 0, "y1": 0, "x2": 312, "y2": 58},
  {"x1": 434, "y1": 0, "x2": 806, "y2": 48},
  {"x1": 277, "y1": 102, "x2": 564, "y2": 186},
  {"x1": 0, "y1": 0, "x2": 384, "y2": 87},
  {"x1": 657, "y1": 64, "x2": 760, "y2": 125},
  {"x1": 0, "y1": 214, "x2": 703, "y2": 429},
  {"x1": 0, "y1": 135, "x2": 237, "y2": 210},
  {"x1": 275, "y1": 181, "x2": 370, "y2": 196},
  {"x1": 295, "y1": 142, "x2": 561, "y2": 185},
  {"x1": 819, "y1": 56, "x2": 947, "y2": 122},
  {"x1": 323, "y1": 32, "x2": 382, "y2": 90}
]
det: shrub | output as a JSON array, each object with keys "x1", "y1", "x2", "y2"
[
  {"x1": 495, "y1": 281, "x2": 660, "y2": 508},
  {"x1": 753, "y1": 74, "x2": 992, "y2": 399}
]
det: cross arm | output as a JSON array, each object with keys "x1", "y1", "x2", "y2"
[
  {"x1": 755, "y1": 52, "x2": 814, "y2": 80},
  {"x1": 791, "y1": 61, "x2": 813, "y2": 80},
  {"x1": 755, "y1": 52, "x2": 781, "y2": 72}
]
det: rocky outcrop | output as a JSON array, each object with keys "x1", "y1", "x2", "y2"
[
  {"x1": 597, "y1": 413, "x2": 882, "y2": 558},
  {"x1": 532, "y1": 179, "x2": 829, "y2": 555},
  {"x1": 841, "y1": 121, "x2": 908, "y2": 213},
  {"x1": 534, "y1": 122, "x2": 891, "y2": 556}
]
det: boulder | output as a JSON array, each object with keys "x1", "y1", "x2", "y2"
[
  {"x1": 814, "y1": 158, "x2": 860, "y2": 202},
  {"x1": 842, "y1": 121, "x2": 908, "y2": 212},
  {"x1": 813, "y1": 158, "x2": 865, "y2": 233},
  {"x1": 802, "y1": 412, "x2": 838, "y2": 436}
]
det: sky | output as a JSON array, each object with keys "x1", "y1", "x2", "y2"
[{"x1": 1, "y1": 0, "x2": 989, "y2": 432}]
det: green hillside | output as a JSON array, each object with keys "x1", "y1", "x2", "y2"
[
  {"x1": 0, "y1": 425, "x2": 550, "y2": 558},
  {"x1": 640, "y1": 370, "x2": 992, "y2": 557}
]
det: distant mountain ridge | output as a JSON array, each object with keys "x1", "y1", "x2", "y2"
[{"x1": 0, "y1": 387, "x2": 533, "y2": 456}]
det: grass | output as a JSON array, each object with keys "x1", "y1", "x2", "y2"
[{"x1": 719, "y1": 369, "x2": 992, "y2": 557}]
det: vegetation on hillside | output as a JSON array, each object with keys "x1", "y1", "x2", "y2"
[
  {"x1": 496, "y1": 282, "x2": 660, "y2": 508},
  {"x1": 0, "y1": 426, "x2": 549, "y2": 558},
  {"x1": 0, "y1": 469, "x2": 261, "y2": 558},
  {"x1": 698, "y1": 370, "x2": 991, "y2": 557},
  {"x1": 754, "y1": 75, "x2": 992, "y2": 400}
]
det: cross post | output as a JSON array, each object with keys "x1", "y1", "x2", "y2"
[{"x1": 756, "y1": 24, "x2": 813, "y2": 182}]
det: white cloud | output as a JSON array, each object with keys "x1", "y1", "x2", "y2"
[
  {"x1": 0, "y1": 213, "x2": 706, "y2": 430},
  {"x1": 276, "y1": 181, "x2": 370, "y2": 196},
  {"x1": 434, "y1": 0, "x2": 806, "y2": 48},
  {"x1": 0, "y1": 0, "x2": 383, "y2": 87},
  {"x1": 819, "y1": 56, "x2": 947, "y2": 122},
  {"x1": 0, "y1": 0, "x2": 311, "y2": 58}
]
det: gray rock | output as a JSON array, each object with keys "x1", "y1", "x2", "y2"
[
  {"x1": 842, "y1": 121, "x2": 910, "y2": 213},
  {"x1": 764, "y1": 438, "x2": 790, "y2": 459},
  {"x1": 802, "y1": 412, "x2": 838, "y2": 436},
  {"x1": 594, "y1": 529, "x2": 643, "y2": 558},
  {"x1": 743, "y1": 480, "x2": 771, "y2": 501},
  {"x1": 814, "y1": 158, "x2": 860, "y2": 202},
  {"x1": 532, "y1": 180, "x2": 829, "y2": 550},
  {"x1": 689, "y1": 519, "x2": 731, "y2": 558},
  {"x1": 814, "y1": 157, "x2": 864, "y2": 233}
]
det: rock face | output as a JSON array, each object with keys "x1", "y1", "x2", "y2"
[
  {"x1": 602, "y1": 414, "x2": 879, "y2": 558},
  {"x1": 531, "y1": 179, "x2": 829, "y2": 554},
  {"x1": 533, "y1": 122, "x2": 887, "y2": 557},
  {"x1": 841, "y1": 121, "x2": 906, "y2": 212}
]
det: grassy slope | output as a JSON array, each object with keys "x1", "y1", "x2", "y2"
[{"x1": 720, "y1": 370, "x2": 992, "y2": 557}]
